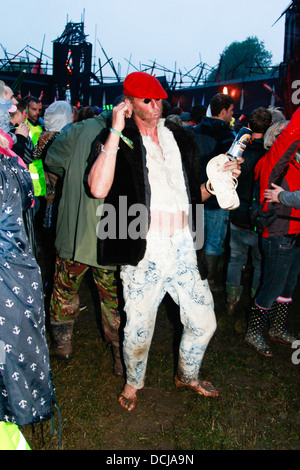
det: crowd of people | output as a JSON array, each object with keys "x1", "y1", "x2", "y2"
[{"x1": 0, "y1": 72, "x2": 299, "y2": 447}]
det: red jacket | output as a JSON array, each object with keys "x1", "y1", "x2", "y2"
[{"x1": 255, "y1": 106, "x2": 300, "y2": 238}]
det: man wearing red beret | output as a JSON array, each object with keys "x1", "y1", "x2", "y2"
[{"x1": 88, "y1": 72, "x2": 241, "y2": 411}]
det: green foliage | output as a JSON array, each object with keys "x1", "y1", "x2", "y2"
[{"x1": 208, "y1": 36, "x2": 273, "y2": 82}]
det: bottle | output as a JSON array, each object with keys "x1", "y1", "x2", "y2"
[{"x1": 227, "y1": 127, "x2": 252, "y2": 160}]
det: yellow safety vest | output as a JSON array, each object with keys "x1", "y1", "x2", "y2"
[
  {"x1": 0, "y1": 422, "x2": 31, "y2": 450},
  {"x1": 25, "y1": 119, "x2": 43, "y2": 147}
]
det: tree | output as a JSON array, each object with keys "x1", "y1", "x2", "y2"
[{"x1": 207, "y1": 36, "x2": 273, "y2": 82}]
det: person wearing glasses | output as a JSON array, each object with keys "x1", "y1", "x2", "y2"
[{"x1": 88, "y1": 72, "x2": 242, "y2": 411}]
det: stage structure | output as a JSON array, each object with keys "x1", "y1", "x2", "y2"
[
  {"x1": 53, "y1": 21, "x2": 92, "y2": 106},
  {"x1": 0, "y1": 3, "x2": 297, "y2": 118}
]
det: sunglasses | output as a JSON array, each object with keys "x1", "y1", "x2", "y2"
[{"x1": 143, "y1": 98, "x2": 161, "y2": 104}]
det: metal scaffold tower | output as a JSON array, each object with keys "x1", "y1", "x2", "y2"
[{"x1": 53, "y1": 20, "x2": 92, "y2": 105}]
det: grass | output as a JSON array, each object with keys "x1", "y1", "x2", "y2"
[{"x1": 21, "y1": 269, "x2": 300, "y2": 451}]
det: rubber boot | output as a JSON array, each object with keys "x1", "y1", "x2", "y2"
[
  {"x1": 226, "y1": 294, "x2": 240, "y2": 316},
  {"x1": 250, "y1": 287, "x2": 257, "y2": 299},
  {"x1": 268, "y1": 300, "x2": 298, "y2": 346},
  {"x1": 245, "y1": 305, "x2": 273, "y2": 357},
  {"x1": 49, "y1": 321, "x2": 74, "y2": 360},
  {"x1": 112, "y1": 341, "x2": 124, "y2": 377},
  {"x1": 226, "y1": 285, "x2": 243, "y2": 316},
  {"x1": 206, "y1": 254, "x2": 223, "y2": 292}
]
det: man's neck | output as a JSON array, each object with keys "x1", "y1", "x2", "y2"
[
  {"x1": 212, "y1": 116, "x2": 227, "y2": 124},
  {"x1": 251, "y1": 132, "x2": 263, "y2": 139},
  {"x1": 134, "y1": 115, "x2": 159, "y2": 140},
  {"x1": 27, "y1": 117, "x2": 40, "y2": 126}
]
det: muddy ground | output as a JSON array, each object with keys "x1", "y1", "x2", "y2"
[{"x1": 22, "y1": 261, "x2": 300, "y2": 453}]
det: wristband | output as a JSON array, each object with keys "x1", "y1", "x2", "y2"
[
  {"x1": 110, "y1": 127, "x2": 134, "y2": 149},
  {"x1": 100, "y1": 145, "x2": 119, "y2": 156}
]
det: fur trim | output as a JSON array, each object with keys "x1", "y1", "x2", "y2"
[{"x1": 94, "y1": 118, "x2": 208, "y2": 277}]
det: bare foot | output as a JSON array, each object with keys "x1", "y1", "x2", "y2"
[
  {"x1": 119, "y1": 384, "x2": 138, "y2": 411},
  {"x1": 175, "y1": 375, "x2": 218, "y2": 397},
  {"x1": 188, "y1": 380, "x2": 219, "y2": 397}
]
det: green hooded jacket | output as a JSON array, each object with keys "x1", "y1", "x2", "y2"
[{"x1": 45, "y1": 114, "x2": 114, "y2": 269}]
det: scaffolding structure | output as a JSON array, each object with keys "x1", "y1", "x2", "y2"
[{"x1": 0, "y1": 2, "x2": 298, "y2": 116}]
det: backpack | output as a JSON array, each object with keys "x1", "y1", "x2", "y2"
[{"x1": 249, "y1": 163, "x2": 300, "y2": 232}]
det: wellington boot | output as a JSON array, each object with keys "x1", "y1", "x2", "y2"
[
  {"x1": 268, "y1": 300, "x2": 298, "y2": 346},
  {"x1": 49, "y1": 321, "x2": 74, "y2": 360},
  {"x1": 245, "y1": 305, "x2": 273, "y2": 357},
  {"x1": 208, "y1": 279, "x2": 223, "y2": 293},
  {"x1": 206, "y1": 254, "x2": 223, "y2": 292},
  {"x1": 226, "y1": 294, "x2": 240, "y2": 316}
]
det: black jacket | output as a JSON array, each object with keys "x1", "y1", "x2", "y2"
[
  {"x1": 230, "y1": 138, "x2": 266, "y2": 229},
  {"x1": 191, "y1": 116, "x2": 235, "y2": 209},
  {"x1": 89, "y1": 118, "x2": 208, "y2": 278}
]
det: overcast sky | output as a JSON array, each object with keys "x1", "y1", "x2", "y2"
[{"x1": 1, "y1": 0, "x2": 289, "y2": 82}]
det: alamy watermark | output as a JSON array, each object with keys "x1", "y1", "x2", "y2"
[
  {"x1": 291, "y1": 340, "x2": 300, "y2": 365},
  {"x1": 291, "y1": 80, "x2": 300, "y2": 105},
  {"x1": 95, "y1": 197, "x2": 204, "y2": 250}
]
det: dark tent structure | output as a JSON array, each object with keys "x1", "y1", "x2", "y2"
[{"x1": 278, "y1": 0, "x2": 300, "y2": 118}]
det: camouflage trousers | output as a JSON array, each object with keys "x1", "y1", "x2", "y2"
[{"x1": 49, "y1": 256, "x2": 120, "y2": 344}]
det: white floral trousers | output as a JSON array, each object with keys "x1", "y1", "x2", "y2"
[{"x1": 120, "y1": 228, "x2": 216, "y2": 389}]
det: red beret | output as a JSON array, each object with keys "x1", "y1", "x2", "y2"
[{"x1": 123, "y1": 72, "x2": 168, "y2": 99}]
